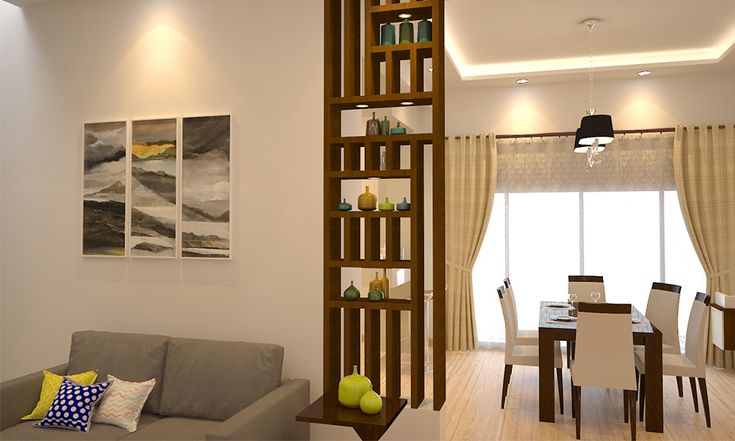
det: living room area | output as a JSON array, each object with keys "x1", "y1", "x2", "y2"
[{"x1": 1, "y1": 1, "x2": 734, "y2": 441}]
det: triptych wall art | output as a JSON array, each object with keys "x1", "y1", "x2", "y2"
[{"x1": 82, "y1": 115, "x2": 231, "y2": 259}]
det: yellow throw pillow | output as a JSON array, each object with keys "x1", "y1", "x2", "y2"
[{"x1": 21, "y1": 370, "x2": 98, "y2": 420}]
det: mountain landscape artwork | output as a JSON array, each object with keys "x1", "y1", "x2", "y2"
[
  {"x1": 83, "y1": 121, "x2": 127, "y2": 256},
  {"x1": 131, "y1": 118, "x2": 177, "y2": 257},
  {"x1": 181, "y1": 115, "x2": 231, "y2": 258}
]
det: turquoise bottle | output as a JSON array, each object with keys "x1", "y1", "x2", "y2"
[
  {"x1": 417, "y1": 19, "x2": 432, "y2": 42},
  {"x1": 380, "y1": 23, "x2": 396, "y2": 46}
]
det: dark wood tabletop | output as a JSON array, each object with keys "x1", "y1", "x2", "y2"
[{"x1": 538, "y1": 301, "x2": 653, "y2": 334}]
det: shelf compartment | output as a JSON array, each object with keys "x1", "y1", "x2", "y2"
[
  {"x1": 330, "y1": 134, "x2": 434, "y2": 145},
  {"x1": 296, "y1": 393, "x2": 407, "y2": 441},
  {"x1": 369, "y1": 1, "x2": 433, "y2": 22},
  {"x1": 331, "y1": 92, "x2": 432, "y2": 110},
  {"x1": 329, "y1": 259, "x2": 411, "y2": 269},
  {"x1": 329, "y1": 211, "x2": 411, "y2": 218},
  {"x1": 329, "y1": 298, "x2": 412, "y2": 311},
  {"x1": 368, "y1": 41, "x2": 432, "y2": 55},
  {"x1": 328, "y1": 170, "x2": 412, "y2": 179}
]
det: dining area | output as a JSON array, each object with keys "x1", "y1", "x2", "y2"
[{"x1": 495, "y1": 276, "x2": 714, "y2": 440}]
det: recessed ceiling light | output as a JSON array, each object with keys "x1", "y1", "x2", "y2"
[
  {"x1": 515, "y1": 78, "x2": 529, "y2": 85},
  {"x1": 428, "y1": 66, "x2": 434, "y2": 72},
  {"x1": 356, "y1": 104, "x2": 369, "y2": 109},
  {"x1": 398, "y1": 13, "x2": 412, "y2": 19},
  {"x1": 400, "y1": 101, "x2": 414, "y2": 106},
  {"x1": 637, "y1": 69, "x2": 652, "y2": 77}
]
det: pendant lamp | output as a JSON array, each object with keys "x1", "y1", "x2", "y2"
[{"x1": 576, "y1": 19, "x2": 614, "y2": 151}]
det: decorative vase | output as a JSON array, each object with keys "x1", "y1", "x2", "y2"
[
  {"x1": 366, "y1": 112, "x2": 381, "y2": 136},
  {"x1": 396, "y1": 197, "x2": 410, "y2": 211},
  {"x1": 378, "y1": 197, "x2": 395, "y2": 211},
  {"x1": 380, "y1": 22, "x2": 396, "y2": 46},
  {"x1": 380, "y1": 269, "x2": 390, "y2": 297},
  {"x1": 338, "y1": 365, "x2": 372, "y2": 408},
  {"x1": 368, "y1": 286, "x2": 384, "y2": 302},
  {"x1": 360, "y1": 390, "x2": 383, "y2": 415},
  {"x1": 358, "y1": 186, "x2": 377, "y2": 211},
  {"x1": 343, "y1": 281, "x2": 360, "y2": 300},
  {"x1": 417, "y1": 19, "x2": 432, "y2": 42},
  {"x1": 399, "y1": 19, "x2": 414, "y2": 44},
  {"x1": 369, "y1": 272, "x2": 381, "y2": 292},
  {"x1": 380, "y1": 116, "x2": 390, "y2": 136},
  {"x1": 380, "y1": 149, "x2": 387, "y2": 170},
  {"x1": 337, "y1": 198, "x2": 352, "y2": 211},
  {"x1": 390, "y1": 122, "x2": 407, "y2": 135}
]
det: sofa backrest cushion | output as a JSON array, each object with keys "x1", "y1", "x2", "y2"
[
  {"x1": 158, "y1": 338, "x2": 284, "y2": 421},
  {"x1": 67, "y1": 331, "x2": 169, "y2": 414}
]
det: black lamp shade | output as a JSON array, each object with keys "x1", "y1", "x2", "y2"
[
  {"x1": 578, "y1": 114, "x2": 614, "y2": 146},
  {"x1": 573, "y1": 128, "x2": 606, "y2": 153}
]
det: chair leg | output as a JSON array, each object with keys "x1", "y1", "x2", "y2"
[
  {"x1": 571, "y1": 378, "x2": 577, "y2": 419},
  {"x1": 689, "y1": 377, "x2": 699, "y2": 413},
  {"x1": 501, "y1": 364, "x2": 513, "y2": 409},
  {"x1": 575, "y1": 386, "x2": 581, "y2": 440},
  {"x1": 638, "y1": 374, "x2": 646, "y2": 422},
  {"x1": 624, "y1": 390, "x2": 629, "y2": 423},
  {"x1": 629, "y1": 390, "x2": 637, "y2": 441},
  {"x1": 566, "y1": 341, "x2": 572, "y2": 366},
  {"x1": 698, "y1": 378, "x2": 711, "y2": 428},
  {"x1": 676, "y1": 376, "x2": 684, "y2": 397},
  {"x1": 635, "y1": 368, "x2": 639, "y2": 401},
  {"x1": 556, "y1": 368, "x2": 564, "y2": 415}
]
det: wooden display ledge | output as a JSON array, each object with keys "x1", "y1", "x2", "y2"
[{"x1": 296, "y1": 393, "x2": 407, "y2": 441}]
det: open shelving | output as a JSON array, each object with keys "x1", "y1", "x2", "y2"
[{"x1": 296, "y1": 1, "x2": 445, "y2": 439}]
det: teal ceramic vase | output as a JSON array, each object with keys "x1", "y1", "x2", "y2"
[
  {"x1": 396, "y1": 197, "x2": 410, "y2": 211},
  {"x1": 378, "y1": 197, "x2": 395, "y2": 211},
  {"x1": 399, "y1": 19, "x2": 414, "y2": 44},
  {"x1": 390, "y1": 122, "x2": 407, "y2": 135},
  {"x1": 417, "y1": 19, "x2": 432, "y2": 42},
  {"x1": 343, "y1": 281, "x2": 360, "y2": 300},
  {"x1": 380, "y1": 22, "x2": 396, "y2": 46},
  {"x1": 367, "y1": 287, "x2": 384, "y2": 302},
  {"x1": 337, "y1": 198, "x2": 352, "y2": 211}
]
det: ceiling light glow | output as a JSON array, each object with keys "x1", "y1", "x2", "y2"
[
  {"x1": 398, "y1": 13, "x2": 412, "y2": 19},
  {"x1": 637, "y1": 69, "x2": 652, "y2": 77},
  {"x1": 400, "y1": 101, "x2": 414, "y2": 106},
  {"x1": 515, "y1": 78, "x2": 529, "y2": 85},
  {"x1": 356, "y1": 104, "x2": 369, "y2": 109}
]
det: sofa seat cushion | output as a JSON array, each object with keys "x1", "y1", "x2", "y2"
[
  {"x1": 120, "y1": 417, "x2": 219, "y2": 441},
  {"x1": 67, "y1": 331, "x2": 168, "y2": 414},
  {"x1": 0, "y1": 414, "x2": 160, "y2": 441},
  {"x1": 159, "y1": 338, "x2": 283, "y2": 421}
]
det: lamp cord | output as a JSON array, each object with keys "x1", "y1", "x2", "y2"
[{"x1": 587, "y1": 21, "x2": 594, "y2": 115}]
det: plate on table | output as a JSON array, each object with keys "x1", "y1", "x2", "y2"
[
  {"x1": 546, "y1": 304, "x2": 571, "y2": 309},
  {"x1": 553, "y1": 316, "x2": 577, "y2": 322},
  {"x1": 632, "y1": 319, "x2": 641, "y2": 324}
]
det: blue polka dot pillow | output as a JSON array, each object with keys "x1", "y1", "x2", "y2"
[{"x1": 34, "y1": 377, "x2": 113, "y2": 432}]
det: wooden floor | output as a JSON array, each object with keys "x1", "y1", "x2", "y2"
[{"x1": 438, "y1": 344, "x2": 735, "y2": 441}]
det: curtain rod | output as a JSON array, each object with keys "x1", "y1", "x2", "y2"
[{"x1": 452, "y1": 125, "x2": 729, "y2": 140}]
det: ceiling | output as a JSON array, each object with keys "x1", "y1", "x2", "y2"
[
  {"x1": 2, "y1": 0, "x2": 60, "y2": 6},
  {"x1": 446, "y1": 0, "x2": 735, "y2": 86}
]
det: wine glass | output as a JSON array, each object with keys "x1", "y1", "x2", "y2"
[
  {"x1": 591, "y1": 292, "x2": 601, "y2": 303},
  {"x1": 568, "y1": 293, "x2": 577, "y2": 306}
]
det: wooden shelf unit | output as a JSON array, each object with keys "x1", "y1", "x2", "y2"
[{"x1": 297, "y1": 0, "x2": 446, "y2": 439}]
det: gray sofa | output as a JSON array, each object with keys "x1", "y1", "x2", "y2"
[{"x1": 0, "y1": 331, "x2": 309, "y2": 441}]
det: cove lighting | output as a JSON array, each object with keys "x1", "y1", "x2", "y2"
[
  {"x1": 638, "y1": 69, "x2": 653, "y2": 77},
  {"x1": 515, "y1": 78, "x2": 529, "y2": 85},
  {"x1": 401, "y1": 101, "x2": 414, "y2": 106},
  {"x1": 356, "y1": 104, "x2": 369, "y2": 109},
  {"x1": 398, "y1": 13, "x2": 412, "y2": 19}
]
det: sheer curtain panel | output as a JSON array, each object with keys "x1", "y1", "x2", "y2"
[
  {"x1": 674, "y1": 124, "x2": 735, "y2": 368},
  {"x1": 446, "y1": 135, "x2": 497, "y2": 351}
]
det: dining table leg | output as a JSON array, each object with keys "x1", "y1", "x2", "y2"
[
  {"x1": 539, "y1": 327, "x2": 556, "y2": 423},
  {"x1": 644, "y1": 328, "x2": 663, "y2": 433}
]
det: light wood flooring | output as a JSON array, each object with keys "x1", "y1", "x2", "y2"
[{"x1": 437, "y1": 344, "x2": 735, "y2": 440}]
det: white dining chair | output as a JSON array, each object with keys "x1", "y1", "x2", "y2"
[
  {"x1": 503, "y1": 278, "x2": 539, "y2": 345},
  {"x1": 636, "y1": 293, "x2": 711, "y2": 428},
  {"x1": 643, "y1": 282, "x2": 684, "y2": 396},
  {"x1": 571, "y1": 302, "x2": 637, "y2": 441},
  {"x1": 497, "y1": 285, "x2": 565, "y2": 413},
  {"x1": 568, "y1": 275, "x2": 606, "y2": 303}
]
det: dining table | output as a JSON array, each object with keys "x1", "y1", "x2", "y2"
[{"x1": 538, "y1": 301, "x2": 664, "y2": 433}]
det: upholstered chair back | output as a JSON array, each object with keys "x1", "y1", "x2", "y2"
[
  {"x1": 645, "y1": 282, "x2": 682, "y2": 351},
  {"x1": 496, "y1": 285, "x2": 516, "y2": 358},
  {"x1": 568, "y1": 275, "x2": 606, "y2": 303},
  {"x1": 503, "y1": 278, "x2": 519, "y2": 334},
  {"x1": 684, "y1": 293, "x2": 711, "y2": 377}
]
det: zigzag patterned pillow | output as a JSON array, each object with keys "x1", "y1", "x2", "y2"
[
  {"x1": 93, "y1": 375, "x2": 156, "y2": 432},
  {"x1": 34, "y1": 378, "x2": 112, "y2": 432}
]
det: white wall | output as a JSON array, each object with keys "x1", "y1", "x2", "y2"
[
  {"x1": 0, "y1": 0, "x2": 324, "y2": 394},
  {"x1": 447, "y1": 70, "x2": 735, "y2": 135}
]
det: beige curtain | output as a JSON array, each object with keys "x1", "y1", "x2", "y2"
[
  {"x1": 673, "y1": 125, "x2": 735, "y2": 368},
  {"x1": 446, "y1": 135, "x2": 497, "y2": 351}
]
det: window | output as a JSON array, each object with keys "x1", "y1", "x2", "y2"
[{"x1": 475, "y1": 190, "x2": 706, "y2": 344}]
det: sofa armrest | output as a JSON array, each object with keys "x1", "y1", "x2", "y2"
[
  {"x1": 206, "y1": 378, "x2": 310, "y2": 441},
  {"x1": 0, "y1": 363, "x2": 67, "y2": 430}
]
